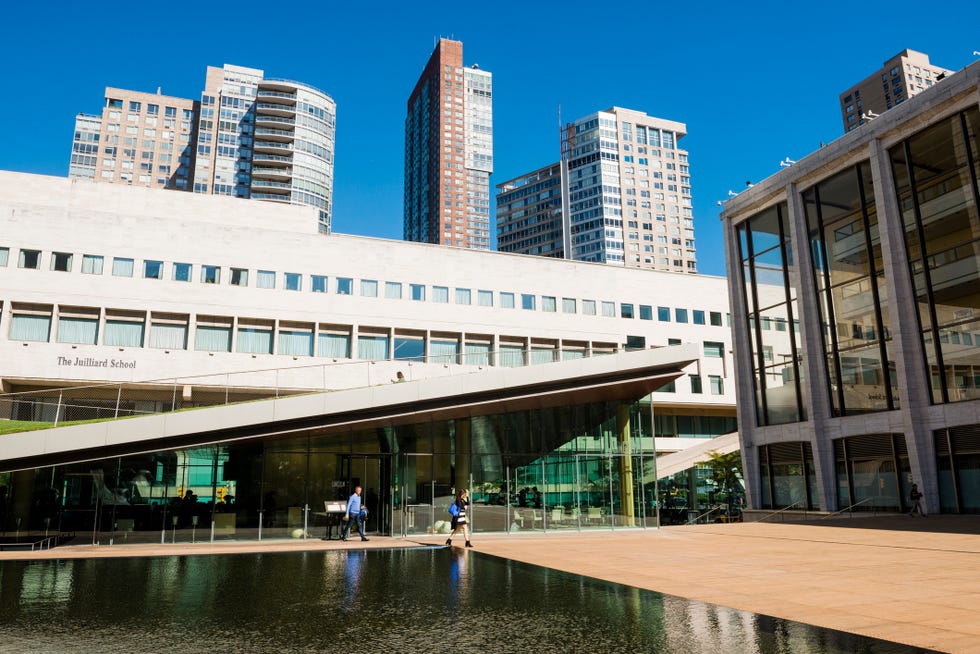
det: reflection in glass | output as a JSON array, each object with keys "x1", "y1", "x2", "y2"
[
  {"x1": 891, "y1": 107, "x2": 980, "y2": 404},
  {"x1": 803, "y1": 162, "x2": 899, "y2": 415},
  {"x1": 737, "y1": 203, "x2": 805, "y2": 425}
]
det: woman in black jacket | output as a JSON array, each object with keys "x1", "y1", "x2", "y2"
[{"x1": 446, "y1": 489, "x2": 473, "y2": 548}]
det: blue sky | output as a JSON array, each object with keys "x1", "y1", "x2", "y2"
[{"x1": 2, "y1": 1, "x2": 978, "y2": 277}]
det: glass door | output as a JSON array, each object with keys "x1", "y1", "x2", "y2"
[
  {"x1": 341, "y1": 455, "x2": 391, "y2": 536},
  {"x1": 397, "y1": 453, "x2": 436, "y2": 537}
]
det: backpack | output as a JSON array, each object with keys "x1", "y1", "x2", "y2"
[{"x1": 448, "y1": 502, "x2": 460, "y2": 517}]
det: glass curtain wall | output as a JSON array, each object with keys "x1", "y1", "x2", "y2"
[
  {"x1": 4, "y1": 400, "x2": 663, "y2": 544},
  {"x1": 935, "y1": 423, "x2": 980, "y2": 513},
  {"x1": 756, "y1": 442, "x2": 817, "y2": 510},
  {"x1": 890, "y1": 107, "x2": 980, "y2": 404},
  {"x1": 833, "y1": 433, "x2": 910, "y2": 512},
  {"x1": 737, "y1": 203, "x2": 806, "y2": 425},
  {"x1": 803, "y1": 162, "x2": 899, "y2": 415}
]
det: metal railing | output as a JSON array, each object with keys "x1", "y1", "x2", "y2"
[
  {"x1": 752, "y1": 501, "x2": 805, "y2": 522},
  {"x1": 819, "y1": 497, "x2": 874, "y2": 519},
  {"x1": 685, "y1": 505, "x2": 724, "y2": 525}
]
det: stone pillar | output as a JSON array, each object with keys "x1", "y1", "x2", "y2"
[
  {"x1": 869, "y1": 138, "x2": 939, "y2": 513},
  {"x1": 616, "y1": 403, "x2": 635, "y2": 526},
  {"x1": 786, "y1": 183, "x2": 837, "y2": 511}
]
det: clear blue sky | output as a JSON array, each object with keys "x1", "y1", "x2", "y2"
[{"x1": 2, "y1": 1, "x2": 978, "y2": 277}]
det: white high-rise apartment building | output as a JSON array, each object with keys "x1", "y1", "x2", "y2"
[
  {"x1": 498, "y1": 107, "x2": 696, "y2": 273},
  {"x1": 70, "y1": 64, "x2": 336, "y2": 233}
]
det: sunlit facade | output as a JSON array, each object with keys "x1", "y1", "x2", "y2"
[
  {"x1": 0, "y1": 171, "x2": 754, "y2": 544},
  {"x1": 723, "y1": 61, "x2": 980, "y2": 515}
]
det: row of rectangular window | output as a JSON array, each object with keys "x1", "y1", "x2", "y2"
[{"x1": 0, "y1": 247, "x2": 729, "y2": 325}]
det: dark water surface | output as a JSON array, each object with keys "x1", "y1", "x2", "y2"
[{"x1": 0, "y1": 548, "x2": 930, "y2": 653}]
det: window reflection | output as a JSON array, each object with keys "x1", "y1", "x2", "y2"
[
  {"x1": 891, "y1": 107, "x2": 980, "y2": 404},
  {"x1": 803, "y1": 162, "x2": 899, "y2": 415}
]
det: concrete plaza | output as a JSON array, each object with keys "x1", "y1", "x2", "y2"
[{"x1": 3, "y1": 518, "x2": 979, "y2": 652}]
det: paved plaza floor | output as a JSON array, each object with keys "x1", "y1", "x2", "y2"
[{"x1": 3, "y1": 516, "x2": 979, "y2": 652}]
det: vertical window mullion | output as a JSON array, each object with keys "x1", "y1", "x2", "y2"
[{"x1": 744, "y1": 226, "x2": 769, "y2": 425}]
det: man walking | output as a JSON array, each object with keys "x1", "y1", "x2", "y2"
[{"x1": 341, "y1": 485, "x2": 369, "y2": 541}]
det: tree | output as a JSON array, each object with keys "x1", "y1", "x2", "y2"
[{"x1": 701, "y1": 450, "x2": 744, "y2": 516}]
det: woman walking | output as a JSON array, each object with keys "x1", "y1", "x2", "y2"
[{"x1": 446, "y1": 489, "x2": 473, "y2": 548}]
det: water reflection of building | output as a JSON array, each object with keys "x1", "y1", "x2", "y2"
[
  {"x1": 0, "y1": 171, "x2": 770, "y2": 541},
  {"x1": 722, "y1": 60, "x2": 980, "y2": 515}
]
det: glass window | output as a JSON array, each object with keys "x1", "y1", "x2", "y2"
[
  {"x1": 50, "y1": 252, "x2": 73, "y2": 272},
  {"x1": 675, "y1": 308, "x2": 688, "y2": 323},
  {"x1": 639, "y1": 305, "x2": 653, "y2": 320},
  {"x1": 657, "y1": 306, "x2": 670, "y2": 322},
  {"x1": 104, "y1": 319, "x2": 144, "y2": 347},
  {"x1": 542, "y1": 296, "x2": 557, "y2": 312},
  {"x1": 18, "y1": 249, "x2": 41, "y2": 269},
  {"x1": 621, "y1": 303, "x2": 634, "y2": 319},
  {"x1": 704, "y1": 341, "x2": 724, "y2": 358},
  {"x1": 237, "y1": 327, "x2": 273, "y2": 354},
  {"x1": 500, "y1": 292, "x2": 515, "y2": 308},
  {"x1": 150, "y1": 319, "x2": 187, "y2": 349},
  {"x1": 285, "y1": 273, "x2": 302, "y2": 291},
  {"x1": 433, "y1": 286, "x2": 449, "y2": 303},
  {"x1": 601, "y1": 301, "x2": 615, "y2": 317},
  {"x1": 478, "y1": 290, "x2": 493, "y2": 307},
  {"x1": 385, "y1": 282, "x2": 402, "y2": 299},
  {"x1": 278, "y1": 330, "x2": 313, "y2": 356},
  {"x1": 318, "y1": 333, "x2": 351, "y2": 358},
  {"x1": 889, "y1": 108, "x2": 980, "y2": 406},
  {"x1": 582, "y1": 300, "x2": 596, "y2": 316},
  {"x1": 311, "y1": 275, "x2": 327, "y2": 293},
  {"x1": 456, "y1": 288, "x2": 472, "y2": 305},
  {"x1": 521, "y1": 294, "x2": 536, "y2": 310},
  {"x1": 202, "y1": 265, "x2": 220, "y2": 284},
  {"x1": 394, "y1": 336, "x2": 425, "y2": 361},
  {"x1": 737, "y1": 202, "x2": 805, "y2": 425},
  {"x1": 690, "y1": 374, "x2": 703, "y2": 394},
  {"x1": 562, "y1": 298, "x2": 577, "y2": 314},
  {"x1": 360, "y1": 279, "x2": 378, "y2": 297},
  {"x1": 257, "y1": 270, "x2": 276, "y2": 289},
  {"x1": 143, "y1": 260, "x2": 163, "y2": 279},
  {"x1": 231, "y1": 268, "x2": 249, "y2": 287},
  {"x1": 357, "y1": 335, "x2": 389, "y2": 360},
  {"x1": 430, "y1": 339, "x2": 459, "y2": 364},
  {"x1": 710, "y1": 311, "x2": 723, "y2": 326},
  {"x1": 693, "y1": 310, "x2": 705, "y2": 325},
  {"x1": 57, "y1": 315, "x2": 99, "y2": 345},
  {"x1": 112, "y1": 257, "x2": 134, "y2": 277},
  {"x1": 195, "y1": 323, "x2": 232, "y2": 352},
  {"x1": 173, "y1": 263, "x2": 192, "y2": 282},
  {"x1": 10, "y1": 314, "x2": 51, "y2": 342},
  {"x1": 81, "y1": 254, "x2": 103, "y2": 275},
  {"x1": 0, "y1": 247, "x2": 8, "y2": 267},
  {"x1": 709, "y1": 375, "x2": 724, "y2": 395},
  {"x1": 410, "y1": 284, "x2": 425, "y2": 301}
]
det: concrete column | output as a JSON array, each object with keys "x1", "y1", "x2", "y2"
[
  {"x1": 869, "y1": 138, "x2": 939, "y2": 513},
  {"x1": 616, "y1": 403, "x2": 635, "y2": 526},
  {"x1": 785, "y1": 183, "x2": 837, "y2": 511}
]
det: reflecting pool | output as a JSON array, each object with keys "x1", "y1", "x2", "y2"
[{"x1": 0, "y1": 549, "x2": 928, "y2": 653}]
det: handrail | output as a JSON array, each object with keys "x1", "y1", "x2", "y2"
[
  {"x1": 752, "y1": 501, "x2": 803, "y2": 522},
  {"x1": 686, "y1": 505, "x2": 723, "y2": 525},
  {"x1": 819, "y1": 497, "x2": 873, "y2": 519}
]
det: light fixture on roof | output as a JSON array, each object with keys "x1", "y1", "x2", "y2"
[
  {"x1": 779, "y1": 157, "x2": 796, "y2": 168},
  {"x1": 727, "y1": 190, "x2": 738, "y2": 197}
]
